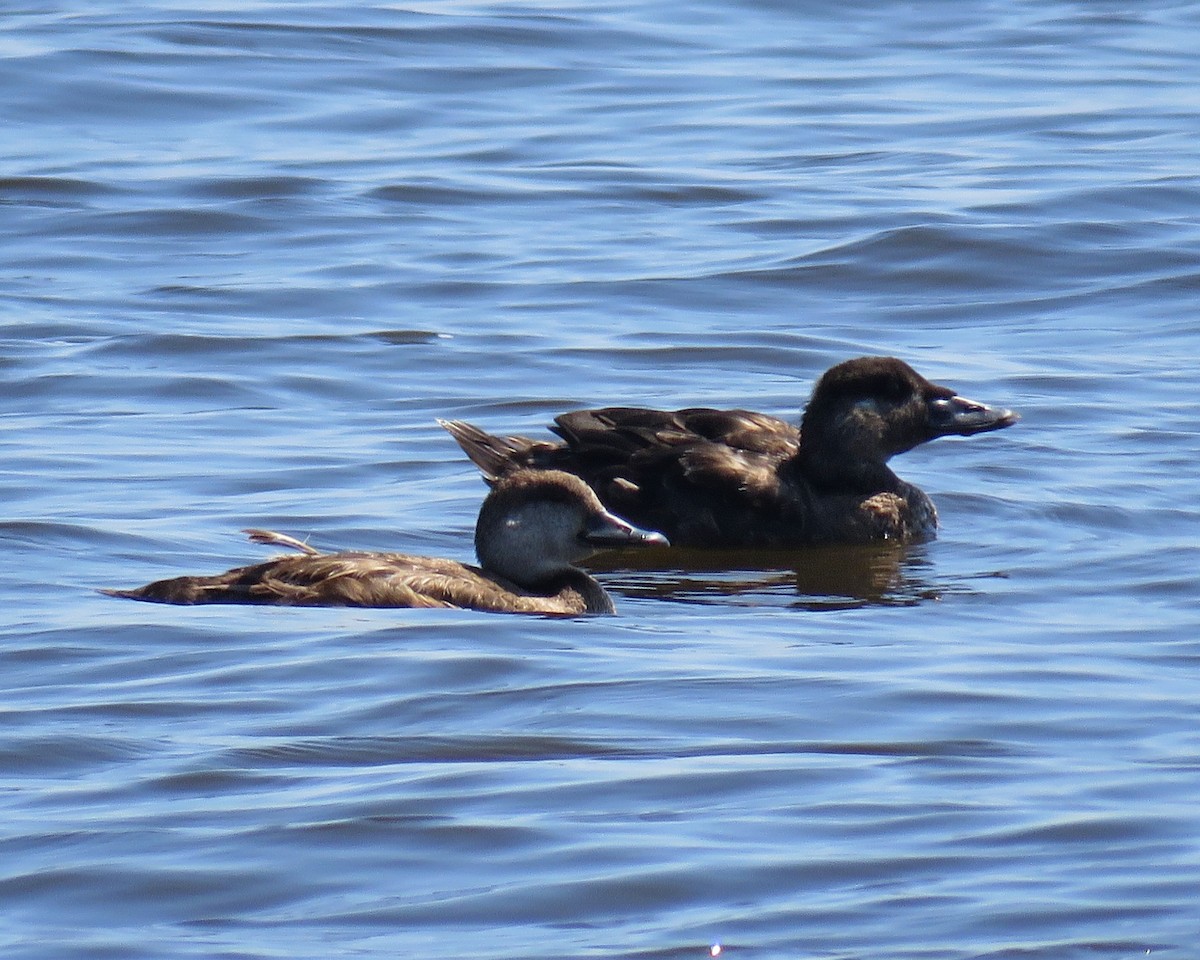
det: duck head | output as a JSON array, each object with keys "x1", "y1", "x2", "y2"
[
  {"x1": 798, "y1": 356, "x2": 1018, "y2": 490},
  {"x1": 475, "y1": 470, "x2": 669, "y2": 586}
]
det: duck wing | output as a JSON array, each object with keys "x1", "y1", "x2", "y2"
[
  {"x1": 550, "y1": 408, "x2": 803, "y2": 546},
  {"x1": 553, "y1": 406, "x2": 798, "y2": 457},
  {"x1": 103, "y1": 552, "x2": 456, "y2": 607},
  {"x1": 442, "y1": 408, "x2": 805, "y2": 546}
]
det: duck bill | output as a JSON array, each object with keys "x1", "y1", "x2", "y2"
[
  {"x1": 927, "y1": 394, "x2": 1020, "y2": 437},
  {"x1": 582, "y1": 511, "x2": 670, "y2": 549}
]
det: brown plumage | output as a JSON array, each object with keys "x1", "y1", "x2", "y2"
[
  {"x1": 102, "y1": 470, "x2": 668, "y2": 614},
  {"x1": 440, "y1": 356, "x2": 1018, "y2": 548}
]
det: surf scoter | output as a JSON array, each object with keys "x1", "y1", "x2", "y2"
[
  {"x1": 440, "y1": 356, "x2": 1018, "y2": 547},
  {"x1": 103, "y1": 470, "x2": 667, "y2": 614}
]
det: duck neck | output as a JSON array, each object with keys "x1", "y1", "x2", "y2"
[
  {"x1": 791, "y1": 443, "x2": 900, "y2": 495},
  {"x1": 548, "y1": 569, "x2": 616, "y2": 615},
  {"x1": 487, "y1": 563, "x2": 616, "y2": 615}
]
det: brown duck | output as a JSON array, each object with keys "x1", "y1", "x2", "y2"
[
  {"x1": 440, "y1": 356, "x2": 1018, "y2": 548},
  {"x1": 103, "y1": 470, "x2": 667, "y2": 614}
]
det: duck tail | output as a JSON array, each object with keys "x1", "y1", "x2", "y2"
[
  {"x1": 438, "y1": 418, "x2": 532, "y2": 483},
  {"x1": 99, "y1": 574, "x2": 235, "y2": 604}
]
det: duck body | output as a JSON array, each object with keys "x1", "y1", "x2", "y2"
[
  {"x1": 441, "y1": 357, "x2": 1018, "y2": 548},
  {"x1": 103, "y1": 470, "x2": 667, "y2": 614},
  {"x1": 104, "y1": 548, "x2": 594, "y2": 613}
]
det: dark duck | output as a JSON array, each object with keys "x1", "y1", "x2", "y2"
[
  {"x1": 103, "y1": 470, "x2": 667, "y2": 614},
  {"x1": 440, "y1": 356, "x2": 1018, "y2": 548}
]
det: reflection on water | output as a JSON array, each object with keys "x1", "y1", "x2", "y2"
[{"x1": 591, "y1": 541, "x2": 967, "y2": 610}]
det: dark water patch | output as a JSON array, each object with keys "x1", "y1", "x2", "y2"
[
  {"x1": 143, "y1": 374, "x2": 274, "y2": 405},
  {"x1": 714, "y1": 216, "x2": 1200, "y2": 306},
  {"x1": 149, "y1": 13, "x2": 660, "y2": 59},
  {"x1": 221, "y1": 735, "x2": 630, "y2": 769},
  {"x1": 367, "y1": 182, "x2": 500, "y2": 207},
  {"x1": 0, "y1": 734, "x2": 151, "y2": 773},
  {"x1": 0, "y1": 861, "x2": 305, "y2": 927},
  {"x1": 140, "y1": 768, "x2": 290, "y2": 798},
  {"x1": 370, "y1": 329, "x2": 446, "y2": 346},
  {"x1": 216, "y1": 733, "x2": 1015, "y2": 773},
  {"x1": 181, "y1": 176, "x2": 328, "y2": 201},
  {"x1": 0, "y1": 521, "x2": 146, "y2": 550},
  {"x1": 87, "y1": 329, "x2": 443, "y2": 360},
  {"x1": 142, "y1": 284, "x2": 249, "y2": 304},
  {"x1": 290, "y1": 815, "x2": 543, "y2": 858},
  {"x1": 559, "y1": 342, "x2": 827, "y2": 376},
  {"x1": 611, "y1": 184, "x2": 762, "y2": 206},
  {"x1": 129, "y1": 283, "x2": 431, "y2": 325},
  {"x1": 84, "y1": 207, "x2": 273, "y2": 239},
  {"x1": 809, "y1": 224, "x2": 1072, "y2": 287},
  {"x1": 23, "y1": 697, "x2": 292, "y2": 726},
  {"x1": 977, "y1": 813, "x2": 1188, "y2": 848},
  {"x1": 0, "y1": 176, "x2": 125, "y2": 206},
  {"x1": 8, "y1": 621, "x2": 257, "y2": 654},
  {"x1": 982, "y1": 179, "x2": 1200, "y2": 220}
]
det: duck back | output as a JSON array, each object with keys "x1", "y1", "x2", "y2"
[
  {"x1": 105, "y1": 547, "x2": 614, "y2": 613},
  {"x1": 445, "y1": 409, "x2": 814, "y2": 547}
]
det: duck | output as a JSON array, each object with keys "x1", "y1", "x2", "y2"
[
  {"x1": 102, "y1": 469, "x2": 668, "y2": 614},
  {"x1": 440, "y1": 356, "x2": 1018, "y2": 548}
]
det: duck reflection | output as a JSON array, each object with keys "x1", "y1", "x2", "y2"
[{"x1": 589, "y1": 541, "x2": 945, "y2": 610}]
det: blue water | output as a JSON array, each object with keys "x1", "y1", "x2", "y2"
[{"x1": 3, "y1": 3, "x2": 1199, "y2": 958}]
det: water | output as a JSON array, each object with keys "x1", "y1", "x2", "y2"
[{"x1": 3, "y1": 2, "x2": 1199, "y2": 957}]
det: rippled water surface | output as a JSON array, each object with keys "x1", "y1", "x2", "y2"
[{"x1": 4, "y1": 3, "x2": 1200, "y2": 958}]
